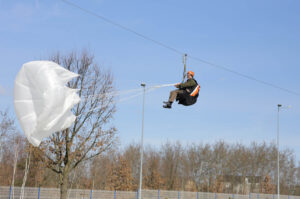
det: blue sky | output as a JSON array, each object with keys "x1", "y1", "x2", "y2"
[{"x1": 0, "y1": 0, "x2": 300, "y2": 161}]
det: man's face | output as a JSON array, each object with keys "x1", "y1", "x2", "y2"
[{"x1": 187, "y1": 73, "x2": 192, "y2": 79}]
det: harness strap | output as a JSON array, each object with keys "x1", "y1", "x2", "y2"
[{"x1": 190, "y1": 84, "x2": 200, "y2": 96}]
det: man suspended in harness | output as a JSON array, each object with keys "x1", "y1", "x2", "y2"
[{"x1": 163, "y1": 71, "x2": 200, "y2": 109}]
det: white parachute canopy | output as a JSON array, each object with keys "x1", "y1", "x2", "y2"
[{"x1": 14, "y1": 61, "x2": 80, "y2": 147}]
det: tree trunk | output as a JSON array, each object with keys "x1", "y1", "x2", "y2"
[{"x1": 60, "y1": 169, "x2": 69, "y2": 199}]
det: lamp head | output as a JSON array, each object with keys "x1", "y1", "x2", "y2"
[{"x1": 278, "y1": 104, "x2": 292, "y2": 110}]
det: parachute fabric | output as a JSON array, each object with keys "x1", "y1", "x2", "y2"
[{"x1": 14, "y1": 61, "x2": 80, "y2": 146}]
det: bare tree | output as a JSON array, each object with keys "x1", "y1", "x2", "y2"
[
  {"x1": 144, "y1": 147, "x2": 163, "y2": 190},
  {"x1": 123, "y1": 143, "x2": 141, "y2": 186},
  {"x1": 34, "y1": 51, "x2": 117, "y2": 199},
  {"x1": 20, "y1": 146, "x2": 31, "y2": 199},
  {"x1": 160, "y1": 142, "x2": 182, "y2": 190},
  {"x1": 279, "y1": 149, "x2": 296, "y2": 194},
  {"x1": 90, "y1": 150, "x2": 116, "y2": 190},
  {"x1": 0, "y1": 109, "x2": 23, "y2": 188},
  {"x1": 0, "y1": 109, "x2": 16, "y2": 154}
]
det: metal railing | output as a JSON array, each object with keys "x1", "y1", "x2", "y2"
[{"x1": 1, "y1": 186, "x2": 299, "y2": 199}]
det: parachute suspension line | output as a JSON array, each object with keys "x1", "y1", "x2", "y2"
[
  {"x1": 81, "y1": 83, "x2": 177, "y2": 101},
  {"x1": 76, "y1": 91, "x2": 144, "y2": 117},
  {"x1": 114, "y1": 83, "x2": 176, "y2": 103},
  {"x1": 77, "y1": 91, "x2": 144, "y2": 117},
  {"x1": 116, "y1": 91, "x2": 145, "y2": 103},
  {"x1": 76, "y1": 83, "x2": 175, "y2": 117},
  {"x1": 117, "y1": 87, "x2": 158, "y2": 103},
  {"x1": 81, "y1": 88, "x2": 144, "y2": 101},
  {"x1": 182, "y1": 54, "x2": 187, "y2": 83},
  {"x1": 76, "y1": 86, "x2": 162, "y2": 117},
  {"x1": 149, "y1": 83, "x2": 177, "y2": 89}
]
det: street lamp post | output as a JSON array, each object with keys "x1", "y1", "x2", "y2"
[
  {"x1": 277, "y1": 104, "x2": 281, "y2": 199},
  {"x1": 139, "y1": 83, "x2": 146, "y2": 199},
  {"x1": 276, "y1": 104, "x2": 291, "y2": 199}
]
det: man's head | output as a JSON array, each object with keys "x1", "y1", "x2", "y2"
[{"x1": 187, "y1": 71, "x2": 194, "y2": 79}]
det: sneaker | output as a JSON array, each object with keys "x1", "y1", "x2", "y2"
[{"x1": 163, "y1": 102, "x2": 172, "y2": 109}]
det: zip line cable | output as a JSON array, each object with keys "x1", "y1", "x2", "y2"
[
  {"x1": 60, "y1": 0, "x2": 182, "y2": 55},
  {"x1": 60, "y1": 0, "x2": 300, "y2": 96},
  {"x1": 188, "y1": 55, "x2": 300, "y2": 96}
]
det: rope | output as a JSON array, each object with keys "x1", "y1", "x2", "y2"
[
  {"x1": 81, "y1": 88, "x2": 143, "y2": 101},
  {"x1": 76, "y1": 83, "x2": 175, "y2": 117},
  {"x1": 148, "y1": 83, "x2": 177, "y2": 89},
  {"x1": 81, "y1": 83, "x2": 176, "y2": 101},
  {"x1": 116, "y1": 91, "x2": 144, "y2": 103}
]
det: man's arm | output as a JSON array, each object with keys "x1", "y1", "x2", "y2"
[{"x1": 177, "y1": 79, "x2": 196, "y2": 89}]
